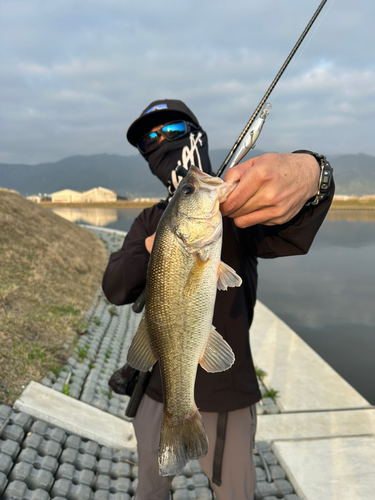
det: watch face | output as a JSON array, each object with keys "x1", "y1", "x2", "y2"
[{"x1": 321, "y1": 166, "x2": 331, "y2": 192}]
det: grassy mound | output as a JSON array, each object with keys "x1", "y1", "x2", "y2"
[{"x1": 0, "y1": 189, "x2": 108, "y2": 404}]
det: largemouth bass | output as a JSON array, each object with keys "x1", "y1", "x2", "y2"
[{"x1": 127, "y1": 166, "x2": 242, "y2": 476}]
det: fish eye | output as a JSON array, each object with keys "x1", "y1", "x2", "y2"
[{"x1": 182, "y1": 185, "x2": 194, "y2": 195}]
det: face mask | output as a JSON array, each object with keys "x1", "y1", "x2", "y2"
[{"x1": 146, "y1": 129, "x2": 213, "y2": 196}]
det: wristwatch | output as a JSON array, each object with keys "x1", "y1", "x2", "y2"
[{"x1": 293, "y1": 150, "x2": 333, "y2": 206}]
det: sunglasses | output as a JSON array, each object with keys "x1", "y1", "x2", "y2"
[{"x1": 137, "y1": 121, "x2": 199, "y2": 155}]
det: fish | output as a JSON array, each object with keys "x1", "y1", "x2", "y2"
[{"x1": 127, "y1": 165, "x2": 242, "y2": 476}]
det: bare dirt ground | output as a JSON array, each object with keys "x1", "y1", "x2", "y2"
[{"x1": 0, "y1": 189, "x2": 108, "y2": 404}]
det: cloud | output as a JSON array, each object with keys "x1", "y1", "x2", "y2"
[
  {"x1": 0, "y1": 0, "x2": 374, "y2": 163},
  {"x1": 278, "y1": 65, "x2": 375, "y2": 98},
  {"x1": 15, "y1": 59, "x2": 117, "y2": 77}
]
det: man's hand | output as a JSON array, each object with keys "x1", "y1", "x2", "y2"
[
  {"x1": 220, "y1": 153, "x2": 321, "y2": 228},
  {"x1": 145, "y1": 233, "x2": 156, "y2": 254}
]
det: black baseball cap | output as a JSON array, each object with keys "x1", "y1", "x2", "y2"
[{"x1": 127, "y1": 99, "x2": 200, "y2": 147}]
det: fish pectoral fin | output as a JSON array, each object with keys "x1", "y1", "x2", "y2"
[
  {"x1": 199, "y1": 326, "x2": 235, "y2": 373},
  {"x1": 217, "y1": 261, "x2": 242, "y2": 291},
  {"x1": 127, "y1": 314, "x2": 157, "y2": 372}
]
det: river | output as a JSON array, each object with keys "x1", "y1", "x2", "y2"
[{"x1": 50, "y1": 207, "x2": 375, "y2": 405}]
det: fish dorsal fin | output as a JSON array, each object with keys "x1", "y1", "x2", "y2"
[
  {"x1": 217, "y1": 261, "x2": 242, "y2": 291},
  {"x1": 199, "y1": 326, "x2": 235, "y2": 373},
  {"x1": 127, "y1": 315, "x2": 158, "y2": 371}
]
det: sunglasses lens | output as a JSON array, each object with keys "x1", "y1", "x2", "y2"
[
  {"x1": 161, "y1": 121, "x2": 187, "y2": 140},
  {"x1": 137, "y1": 121, "x2": 192, "y2": 155},
  {"x1": 138, "y1": 132, "x2": 159, "y2": 154}
]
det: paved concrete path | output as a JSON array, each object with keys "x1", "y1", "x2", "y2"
[
  {"x1": 252, "y1": 301, "x2": 370, "y2": 412},
  {"x1": 274, "y1": 436, "x2": 375, "y2": 500},
  {"x1": 252, "y1": 301, "x2": 375, "y2": 500},
  {"x1": 14, "y1": 382, "x2": 137, "y2": 451}
]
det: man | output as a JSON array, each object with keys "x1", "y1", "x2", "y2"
[{"x1": 102, "y1": 99, "x2": 334, "y2": 500}]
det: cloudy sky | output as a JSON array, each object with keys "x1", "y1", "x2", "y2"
[{"x1": 1, "y1": 0, "x2": 374, "y2": 165}]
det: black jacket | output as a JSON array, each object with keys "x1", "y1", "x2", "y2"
[{"x1": 102, "y1": 188, "x2": 334, "y2": 412}]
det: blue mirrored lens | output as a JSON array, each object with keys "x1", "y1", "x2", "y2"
[
  {"x1": 161, "y1": 121, "x2": 186, "y2": 140},
  {"x1": 137, "y1": 121, "x2": 189, "y2": 154}
]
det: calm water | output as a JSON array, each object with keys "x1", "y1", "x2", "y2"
[
  {"x1": 52, "y1": 207, "x2": 375, "y2": 404},
  {"x1": 257, "y1": 211, "x2": 375, "y2": 405}
]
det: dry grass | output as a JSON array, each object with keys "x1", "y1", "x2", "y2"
[
  {"x1": 0, "y1": 189, "x2": 108, "y2": 404},
  {"x1": 331, "y1": 198, "x2": 375, "y2": 210}
]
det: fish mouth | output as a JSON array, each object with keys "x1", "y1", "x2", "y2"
[
  {"x1": 187, "y1": 166, "x2": 237, "y2": 204},
  {"x1": 217, "y1": 180, "x2": 237, "y2": 202}
]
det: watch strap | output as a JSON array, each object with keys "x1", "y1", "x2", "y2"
[{"x1": 293, "y1": 150, "x2": 333, "y2": 206}]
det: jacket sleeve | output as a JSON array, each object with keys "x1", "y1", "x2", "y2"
[
  {"x1": 102, "y1": 205, "x2": 163, "y2": 305},
  {"x1": 242, "y1": 178, "x2": 335, "y2": 258}
]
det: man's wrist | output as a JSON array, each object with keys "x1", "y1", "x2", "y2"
[{"x1": 293, "y1": 150, "x2": 333, "y2": 206}]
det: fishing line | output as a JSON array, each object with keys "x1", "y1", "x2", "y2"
[{"x1": 270, "y1": 0, "x2": 336, "y2": 106}]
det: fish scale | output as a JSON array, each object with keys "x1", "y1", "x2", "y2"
[{"x1": 147, "y1": 220, "x2": 219, "y2": 419}]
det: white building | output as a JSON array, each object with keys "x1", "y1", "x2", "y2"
[
  {"x1": 27, "y1": 195, "x2": 42, "y2": 203},
  {"x1": 50, "y1": 189, "x2": 83, "y2": 203},
  {"x1": 81, "y1": 187, "x2": 117, "y2": 203},
  {"x1": 50, "y1": 187, "x2": 117, "y2": 203}
]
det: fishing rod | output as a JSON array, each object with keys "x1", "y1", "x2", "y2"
[{"x1": 215, "y1": 0, "x2": 329, "y2": 178}]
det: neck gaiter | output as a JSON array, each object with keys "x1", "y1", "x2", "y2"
[{"x1": 146, "y1": 129, "x2": 213, "y2": 196}]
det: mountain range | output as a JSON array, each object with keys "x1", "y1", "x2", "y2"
[{"x1": 1, "y1": 150, "x2": 374, "y2": 198}]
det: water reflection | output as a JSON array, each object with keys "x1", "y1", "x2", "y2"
[
  {"x1": 52, "y1": 208, "x2": 118, "y2": 226},
  {"x1": 48, "y1": 207, "x2": 144, "y2": 232}
]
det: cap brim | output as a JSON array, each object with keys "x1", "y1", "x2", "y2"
[{"x1": 127, "y1": 109, "x2": 198, "y2": 147}]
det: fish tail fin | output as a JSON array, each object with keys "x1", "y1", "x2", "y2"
[{"x1": 158, "y1": 410, "x2": 208, "y2": 477}]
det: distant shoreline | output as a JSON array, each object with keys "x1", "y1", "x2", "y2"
[
  {"x1": 331, "y1": 198, "x2": 375, "y2": 210},
  {"x1": 40, "y1": 199, "x2": 375, "y2": 210},
  {"x1": 330, "y1": 205, "x2": 375, "y2": 211},
  {"x1": 40, "y1": 200, "x2": 158, "y2": 209}
]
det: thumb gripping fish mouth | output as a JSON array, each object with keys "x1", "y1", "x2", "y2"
[
  {"x1": 217, "y1": 181, "x2": 238, "y2": 203},
  {"x1": 186, "y1": 166, "x2": 238, "y2": 204}
]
